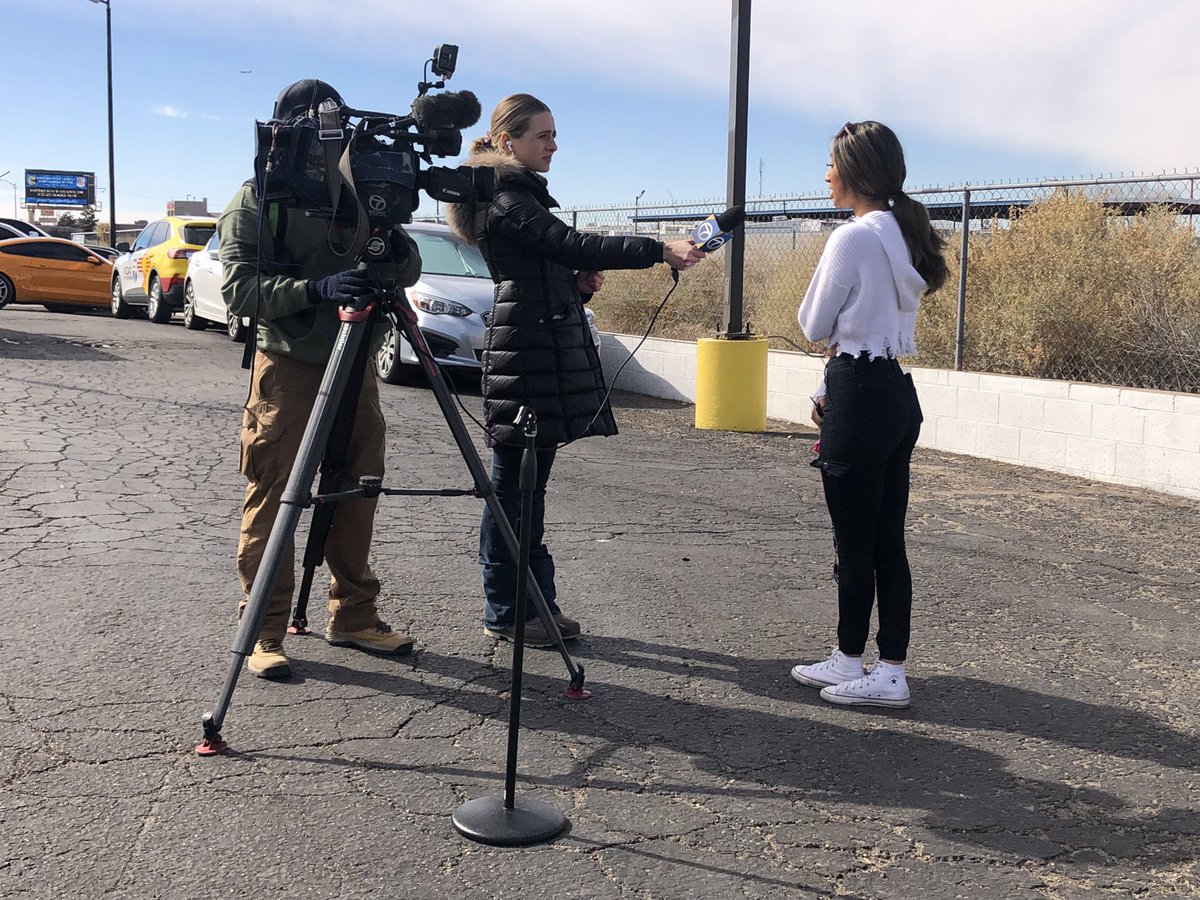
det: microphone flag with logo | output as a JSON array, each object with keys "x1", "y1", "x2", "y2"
[{"x1": 688, "y1": 206, "x2": 745, "y2": 253}]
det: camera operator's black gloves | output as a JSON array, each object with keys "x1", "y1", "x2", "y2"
[
  {"x1": 389, "y1": 226, "x2": 412, "y2": 265},
  {"x1": 306, "y1": 268, "x2": 374, "y2": 306}
]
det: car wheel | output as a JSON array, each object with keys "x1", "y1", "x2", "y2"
[
  {"x1": 182, "y1": 281, "x2": 206, "y2": 331},
  {"x1": 374, "y1": 324, "x2": 423, "y2": 385},
  {"x1": 227, "y1": 309, "x2": 248, "y2": 342},
  {"x1": 111, "y1": 278, "x2": 132, "y2": 319},
  {"x1": 0, "y1": 273, "x2": 14, "y2": 309},
  {"x1": 147, "y1": 275, "x2": 172, "y2": 323}
]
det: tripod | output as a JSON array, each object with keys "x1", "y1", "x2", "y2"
[{"x1": 196, "y1": 249, "x2": 589, "y2": 757}]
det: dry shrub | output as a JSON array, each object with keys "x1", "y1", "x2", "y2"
[
  {"x1": 590, "y1": 231, "x2": 828, "y2": 355},
  {"x1": 587, "y1": 199, "x2": 1200, "y2": 392},
  {"x1": 912, "y1": 230, "x2": 963, "y2": 369},
  {"x1": 966, "y1": 194, "x2": 1200, "y2": 390}
]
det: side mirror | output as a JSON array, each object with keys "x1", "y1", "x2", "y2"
[
  {"x1": 116, "y1": 242, "x2": 131, "y2": 252},
  {"x1": 87, "y1": 256, "x2": 103, "y2": 266}
]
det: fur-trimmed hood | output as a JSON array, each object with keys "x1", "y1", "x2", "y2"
[{"x1": 444, "y1": 150, "x2": 551, "y2": 246}]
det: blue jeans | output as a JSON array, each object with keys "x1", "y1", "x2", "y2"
[{"x1": 479, "y1": 445, "x2": 559, "y2": 628}]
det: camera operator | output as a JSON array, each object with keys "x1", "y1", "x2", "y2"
[
  {"x1": 218, "y1": 79, "x2": 423, "y2": 679},
  {"x1": 446, "y1": 93, "x2": 704, "y2": 648}
]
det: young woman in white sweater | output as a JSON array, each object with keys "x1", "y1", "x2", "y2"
[{"x1": 790, "y1": 121, "x2": 948, "y2": 708}]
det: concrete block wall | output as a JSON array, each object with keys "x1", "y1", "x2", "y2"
[{"x1": 598, "y1": 334, "x2": 1200, "y2": 501}]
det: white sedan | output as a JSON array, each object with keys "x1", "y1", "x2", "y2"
[{"x1": 181, "y1": 232, "x2": 247, "y2": 341}]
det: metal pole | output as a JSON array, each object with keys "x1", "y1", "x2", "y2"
[
  {"x1": 104, "y1": 0, "x2": 116, "y2": 247},
  {"x1": 722, "y1": 0, "x2": 751, "y2": 337},
  {"x1": 0, "y1": 173, "x2": 15, "y2": 218},
  {"x1": 954, "y1": 189, "x2": 971, "y2": 371},
  {"x1": 633, "y1": 190, "x2": 644, "y2": 236}
]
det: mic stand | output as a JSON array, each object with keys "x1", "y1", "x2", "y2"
[
  {"x1": 196, "y1": 238, "x2": 589, "y2": 758},
  {"x1": 452, "y1": 407, "x2": 568, "y2": 846}
]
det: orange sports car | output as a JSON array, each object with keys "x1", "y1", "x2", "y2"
[{"x1": 0, "y1": 237, "x2": 115, "y2": 311}]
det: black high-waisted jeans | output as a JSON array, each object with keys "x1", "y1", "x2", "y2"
[{"x1": 812, "y1": 354, "x2": 923, "y2": 661}]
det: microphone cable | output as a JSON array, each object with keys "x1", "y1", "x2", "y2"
[
  {"x1": 401, "y1": 267, "x2": 683, "y2": 450},
  {"x1": 554, "y1": 268, "x2": 680, "y2": 449}
]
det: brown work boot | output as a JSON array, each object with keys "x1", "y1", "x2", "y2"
[
  {"x1": 246, "y1": 638, "x2": 291, "y2": 679},
  {"x1": 326, "y1": 620, "x2": 414, "y2": 655},
  {"x1": 553, "y1": 613, "x2": 582, "y2": 639},
  {"x1": 485, "y1": 617, "x2": 557, "y2": 648}
]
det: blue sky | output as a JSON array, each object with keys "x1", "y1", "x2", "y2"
[{"x1": 3, "y1": 0, "x2": 1197, "y2": 225}]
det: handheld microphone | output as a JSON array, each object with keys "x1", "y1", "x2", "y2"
[{"x1": 688, "y1": 206, "x2": 744, "y2": 253}]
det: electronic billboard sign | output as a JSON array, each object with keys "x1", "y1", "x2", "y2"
[{"x1": 24, "y1": 169, "x2": 96, "y2": 208}]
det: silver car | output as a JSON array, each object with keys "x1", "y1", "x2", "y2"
[{"x1": 375, "y1": 221, "x2": 599, "y2": 384}]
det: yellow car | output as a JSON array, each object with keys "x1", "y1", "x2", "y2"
[
  {"x1": 111, "y1": 215, "x2": 216, "y2": 322},
  {"x1": 0, "y1": 237, "x2": 115, "y2": 311}
]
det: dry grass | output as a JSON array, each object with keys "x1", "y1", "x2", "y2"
[{"x1": 589, "y1": 197, "x2": 1200, "y2": 393}]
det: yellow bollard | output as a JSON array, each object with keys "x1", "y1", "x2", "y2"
[{"x1": 695, "y1": 337, "x2": 768, "y2": 432}]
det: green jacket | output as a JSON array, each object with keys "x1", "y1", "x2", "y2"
[{"x1": 217, "y1": 183, "x2": 422, "y2": 365}]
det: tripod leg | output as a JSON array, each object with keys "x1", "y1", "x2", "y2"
[
  {"x1": 198, "y1": 316, "x2": 373, "y2": 755},
  {"x1": 290, "y1": 331, "x2": 373, "y2": 636},
  {"x1": 388, "y1": 303, "x2": 588, "y2": 698}
]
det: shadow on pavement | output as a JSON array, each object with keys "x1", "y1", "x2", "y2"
[
  {"x1": 257, "y1": 641, "x2": 1200, "y2": 869},
  {"x1": 0, "y1": 326, "x2": 122, "y2": 362}
]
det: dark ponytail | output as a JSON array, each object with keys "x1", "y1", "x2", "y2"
[
  {"x1": 891, "y1": 192, "x2": 948, "y2": 294},
  {"x1": 832, "y1": 121, "x2": 948, "y2": 294}
]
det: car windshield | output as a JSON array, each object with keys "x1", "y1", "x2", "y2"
[
  {"x1": 181, "y1": 224, "x2": 216, "y2": 247},
  {"x1": 409, "y1": 230, "x2": 490, "y2": 278}
]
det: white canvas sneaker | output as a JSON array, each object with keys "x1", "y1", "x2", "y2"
[
  {"x1": 819, "y1": 665, "x2": 911, "y2": 708},
  {"x1": 790, "y1": 650, "x2": 865, "y2": 688}
]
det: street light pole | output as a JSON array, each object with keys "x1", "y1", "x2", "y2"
[
  {"x1": 633, "y1": 189, "x2": 645, "y2": 236},
  {"x1": 0, "y1": 171, "x2": 16, "y2": 218},
  {"x1": 89, "y1": 0, "x2": 117, "y2": 248}
]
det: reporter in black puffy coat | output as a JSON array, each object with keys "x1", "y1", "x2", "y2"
[{"x1": 446, "y1": 93, "x2": 703, "y2": 647}]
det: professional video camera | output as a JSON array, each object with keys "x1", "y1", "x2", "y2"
[{"x1": 252, "y1": 44, "x2": 493, "y2": 264}]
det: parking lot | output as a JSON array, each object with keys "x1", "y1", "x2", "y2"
[{"x1": 2, "y1": 306, "x2": 1198, "y2": 899}]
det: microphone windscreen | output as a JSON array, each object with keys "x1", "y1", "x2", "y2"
[
  {"x1": 716, "y1": 205, "x2": 745, "y2": 232},
  {"x1": 411, "y1": 90, "x2": 482, "y2": 130},
  {"x1": 452, "y1": 90, "x2": 482, "y2": 129}
]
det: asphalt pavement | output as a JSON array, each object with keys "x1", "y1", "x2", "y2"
[{"x1": 2, "y1": 306, "x2": 1198, "y2": 899}]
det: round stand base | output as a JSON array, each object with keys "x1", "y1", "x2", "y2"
[
  {"x1": 452, "y1": 796, "x2": 567, "y2": 846},
  {"x1": 194, "y1": 737, "x2": 227, "y2": 756}
]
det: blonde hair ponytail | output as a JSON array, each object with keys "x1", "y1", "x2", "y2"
[{"x1": 470, "y1": 93, "x2": 550, "y2": 157}]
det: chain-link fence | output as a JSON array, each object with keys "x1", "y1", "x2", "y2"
[{"x1": 544, "y1": 173, "x2": 1200, "y2": 394}]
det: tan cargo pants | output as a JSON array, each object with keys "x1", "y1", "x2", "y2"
[{"x1": 237, "y1": 349, "x2": 387, "y2": 641}]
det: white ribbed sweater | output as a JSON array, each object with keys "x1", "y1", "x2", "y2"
[{"x1": 798, "y1": 210, "x2": 927, "y2": 362}]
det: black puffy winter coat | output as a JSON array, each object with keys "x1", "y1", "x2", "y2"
[{"x1": 446, "y1": 151, "x2": 665, "y2": 448}]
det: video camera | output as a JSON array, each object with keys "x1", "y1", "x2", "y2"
[{"x1": 253, "y1": 44, "x2": 493, "y2": 262}]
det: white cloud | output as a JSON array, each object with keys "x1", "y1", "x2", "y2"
[
  {"x1": 126, "y1": 0, "x2": 1200, "y2": 171},
  {"x1": 154, "y1": 105, "x2": 188, "y2": 119}
]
